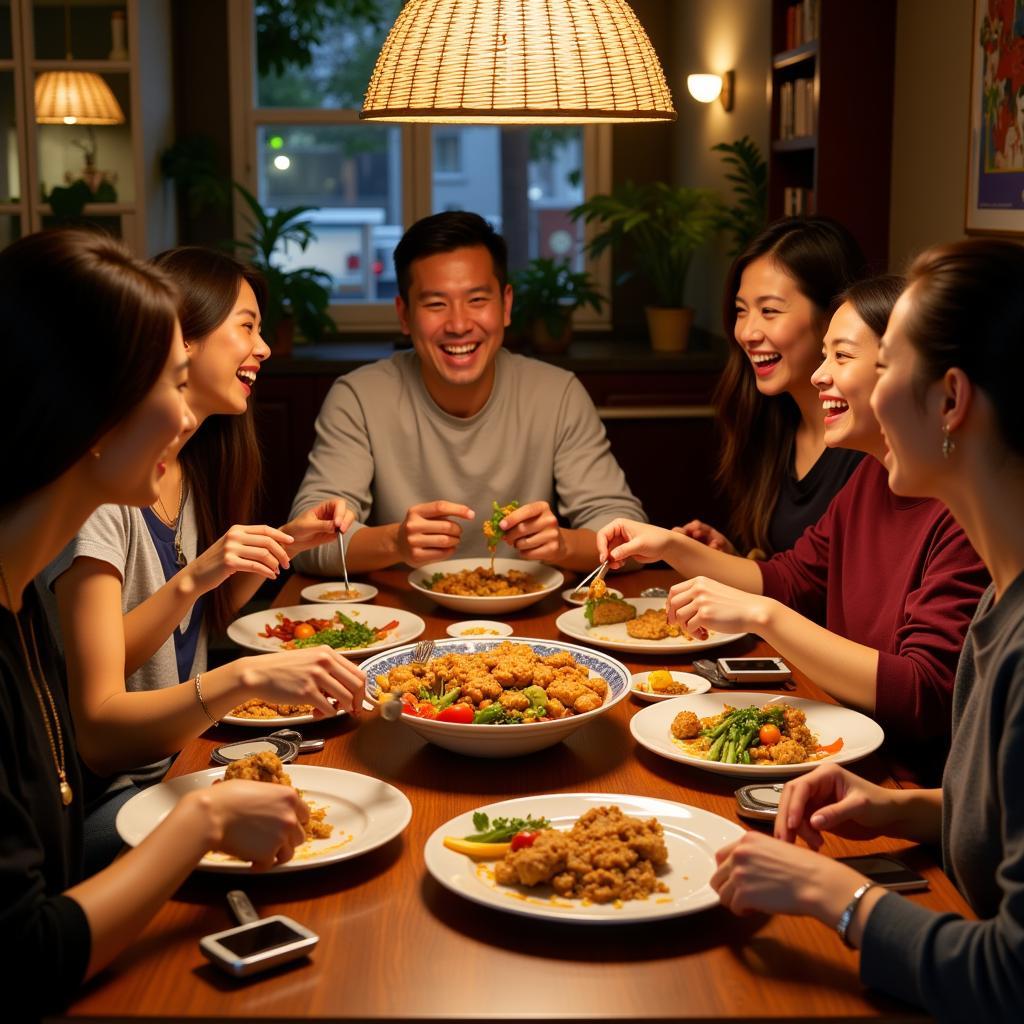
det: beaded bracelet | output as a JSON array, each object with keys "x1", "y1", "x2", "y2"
[{"x1": 194, "y1": 673, "x2": 219, "y2": 725}]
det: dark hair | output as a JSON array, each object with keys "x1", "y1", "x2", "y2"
[
  {"x1": 838, "y1": 275, "x2": 905, "y2": 339},
  {"x1": 2, "y1": 229, "x2": 178, "y2": 508},
  {"x1": 903, "y1": 239, "x2": 1024, "y2": 458},
  {"x1": 713, "y1": 216, "x2": 867, "y2": 554},
  {"x1": 150, "y1": 247, "x2": 267, "y2": 633},
  {"x1": 393, "y1": 211, "x2": 508, "y2": 303}
]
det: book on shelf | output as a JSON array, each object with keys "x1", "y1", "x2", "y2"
[
  {"x1": 783, "y1": 187, "x2": 815, "y2": 217},
  {"x1": 778, "y1": 77, "x2": 814, "y2": 139},
  {"x1": 784, "y1": 0, "x2": 820, "y2": 50}
]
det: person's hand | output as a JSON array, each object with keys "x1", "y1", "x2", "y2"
[
  {"x1": 239, "y1": 647, "x2": 366, "y2": 717},
  {"x1": 673, "y1": 520, "x2": 737, "y2": 554},
  {"x1": 199, "y1": 779, "x2": 309, "y2": 870},
  {"x1": 666, "y1": 576, "x2": 773, "y2": 635},
  {"x1": 711, "y1": 830, "x2": 866, "y2": 920},
  {"x1": 775, "y1": 763, "x2": 902, "y2": 849},
  {"x1": 596, "y1": 519, "x2": 673, "y2": 568},
  {"x1": 396, "y1": 501, "x2": 474, "y2": 567},
  {"x1": 282, "y1": 499, "x2": 355, "y2": 555},
  {"x1": 186, "y1": 524, "x2": 295, "y2": 594},
  {"x1": 498, "y1": 501, "x2": 567, "y2": 563}
]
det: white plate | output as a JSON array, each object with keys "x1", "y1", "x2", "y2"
[
  {"x1": 116, "y1": 765, "x2": 412, "y2": 873},
  {"x1": 446, "y1": 619, "x2": 514, "y2": 638},
  {"x1": 556, "y1": 597, "x2": 746, "y2": 654},
  {"x1": 630, "y1": 671, "x2": 711, "y2": 702},
  {"x1": 220, "y1": 705, "x2": 346, "y2": 728},
  {"x1": 300, "y1": 581, "x2": 379, "y2": 604},
  {"x1": 408, "y1": 558, "x2": 564, "y2": 614},
  {"x1": 561, "y1": 586, "x2": 623, "y2": 606},
  {"x1": 363, "y1": 637, "x2": 630, "y2": 757},
  {"x1": 424, "y1": 793, "x2": 744, "y2": 923},
  {"x1": 630, "y1": 692, "x2": 885, "y2": 778},
  {"x1": 227, "y1": 603, "x2": 424, "y2": 658}
]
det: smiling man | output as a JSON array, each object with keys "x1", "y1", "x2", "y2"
[{"x1": 290, "y1": 211, "x2": 645, "y2": 574}]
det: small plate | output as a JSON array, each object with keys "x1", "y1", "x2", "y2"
[
  {"x1": 300, "y1": 581, "x2": 379, "y2": 604},
  {"x1": 446, "y1": 619, "x2": 514, "y2": 638},
  {"x1": 561, "y1": 586, "x2": 623, "y2": 606},
  {"x1": 630, "y1": 671, "x2": 711, "y2": 702},
  {"x1": 220, "y1": 704, "x2": 346, "y2": 728}
]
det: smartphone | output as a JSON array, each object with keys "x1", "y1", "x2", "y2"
[
  {"x1": 716, "y1": 656, "x2": 792, "y2": 683},
  {"x1": 735, "y1": 783, "x2": 783, "y2": 821},
  {"x1": 835, "y1": 854, "x2": 930, "y2": 892},
  {"x1": 199, "y1": 915, "x2": 319, "y2": 977}
]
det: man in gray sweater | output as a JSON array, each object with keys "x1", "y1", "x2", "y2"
[{"x1": 291, "y1": 211, "x2": 645, "y2": 575}]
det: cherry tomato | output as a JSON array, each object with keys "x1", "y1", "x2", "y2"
[
  {"x1": 437, "y1": 703, "x2": 474, "y2": 724},
  {"x1": 414, "y1": 702, "x2": 438, "y2": 720},
  {"x1": 510, "y1": 830, "x2": 539, "y2": 851},
  {"x1": 400, "y1": 691, "x2": 418, "y2": 706},
  {"x1": 759, "y1": 723, "x2": 782, "y2": 746},
  {"x1": 293, "y1": 622, "x2": 316, "y2": 640}
]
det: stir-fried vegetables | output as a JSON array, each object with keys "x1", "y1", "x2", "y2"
[
  {"x1": 288, "y1": 612, "x2": 397, "y2": 651},
  {"x1": 482, "y1": 500, "x2": 519, "y2": 571},
  {"x1": 701, "y1": 705, "x2": 786, "y2": 765}
]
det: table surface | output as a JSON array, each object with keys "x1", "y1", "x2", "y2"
[{"x1": 58, "y1": 568, "x2": 971, "y2": 1023}]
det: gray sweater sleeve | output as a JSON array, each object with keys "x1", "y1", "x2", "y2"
[
  {"x1": 859, "y1": 654, "x2": 1024, "y2": 1022},
  {"x1": 290, "y1": 377, "x2": 374, "y2": 576},
  {"x1": 552, "y1": 376, "x2": 647, "y2": 529}
]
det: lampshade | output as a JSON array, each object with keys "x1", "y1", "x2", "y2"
[
  {"x1": 360, "y1": 0, "x2": 675, "y2": 124},
  {"x1": 35, "y1": 71, "x2": 126, "y2": 125}
]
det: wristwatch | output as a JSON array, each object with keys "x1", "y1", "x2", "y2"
[{"x1": 835, "y1": 881, "x2": 877, "y2": 948}]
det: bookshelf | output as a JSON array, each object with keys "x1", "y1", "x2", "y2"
[{"x1": 769, "y1": 0, "x2": 897, "y2": 270}]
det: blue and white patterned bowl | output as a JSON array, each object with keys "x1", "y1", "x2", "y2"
[{"x1": 362, "y1": 636, "x2": 631, "y2": 757}]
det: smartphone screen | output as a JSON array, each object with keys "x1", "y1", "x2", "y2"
[
  {"x1": 217, "y1": 919, "x2": 309, "y2": 957},
  {"x1": 719, "y1": 659, "x2": 784, "y2": 673},
  {"x1": 836, "y1": 854, "x2": 929, "y2": 891}
]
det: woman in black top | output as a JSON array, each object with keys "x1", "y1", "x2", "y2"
[{"x1": 0, "y1": 230, "x2": 363, "y2": 1015}]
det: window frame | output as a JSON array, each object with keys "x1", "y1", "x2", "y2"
[{"x1": 229, "y1": 0, "x2": 611, "y2": 334}]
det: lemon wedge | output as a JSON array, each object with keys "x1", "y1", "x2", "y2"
[{"x1": 442, "y1": 837, "x2": 511, "y2": 859}]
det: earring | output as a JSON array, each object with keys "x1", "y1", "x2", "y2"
[
  {"x1": 90, "y1": 449, "x2": 101, "y2": 460},
  {"x1": 941, "y1": 424, "x2": 956, "y2": 459}
]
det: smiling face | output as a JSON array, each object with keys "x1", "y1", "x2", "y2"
[
  {"x1": 733, "y1": 255, "x2": 826, "y2": 399},
  {"x1": 810, "y1": 301, "x2": 885, "y2": 455},
  {"x1": 90, "y1": 323, "x2": 194, "y2": 506},
  {"x1": 182, "y1": 278, "x2": 269, "y2": 420},
  {"x1": 395, "y1": 245, "x2": 512, "y2": 415},
  {"x1": 870, "y1": 287, "x2": 946, "y2": 498}
]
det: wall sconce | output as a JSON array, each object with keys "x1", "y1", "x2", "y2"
[{"x1": 686, "y1": 71, "x2": 735, "y2": 112}]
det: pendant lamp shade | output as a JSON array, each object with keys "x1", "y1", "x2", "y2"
[
  {"x1": 361, "y1": 0, "x2": 675, "y2": 124},
  {"x1": 35, "y1": 71, "x2": 126, "y2": 125}
]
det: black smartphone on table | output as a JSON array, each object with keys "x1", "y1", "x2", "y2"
[{"x1": 835, "y1": 854, "x2": 930, "y2": 892}]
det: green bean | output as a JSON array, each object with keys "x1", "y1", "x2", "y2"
[{"x1": 707, "y1": 732, "x2": 728, "y2": 762}]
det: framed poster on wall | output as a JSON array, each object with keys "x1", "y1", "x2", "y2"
[{"x1": 966, "y1": 0, "x2": 1024, "y2": 234}]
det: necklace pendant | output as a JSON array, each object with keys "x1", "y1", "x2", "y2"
[
  {"x1": 60, "y1": 778, "x2": 73, "y2": 806},
  {"x1": 174, "y1": 537, "x2": 187, "y2": 568}
]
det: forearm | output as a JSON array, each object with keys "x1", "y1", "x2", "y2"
[
  {"x1": 663, "y1": 533, "x2": 764, "y2": 593},
  {"x1": 554, "y1": 528, "x2": 600, "y2": 572},
  {"x1": 879, "y1": 788, "x2": 944, "y2": 844},
  {"x1": 121, "y1": 570, "x2": 207, "y2": 676},
  {"x1": 70, "y1": 790, "x2": 217, "y2": 979},
  {"x1": 344, "y1": 524, "x2": 401, "y2": 572},
  {"x1": 760, "y1": 601, "x2": 879, "y2": 714},
  {"x1": 226, "y1": 571, "x2": 264, "y2": 614}
]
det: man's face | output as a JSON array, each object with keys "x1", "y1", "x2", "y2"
[{"x1": 396, "y1": 245, "x2": 512, "y2": 395}]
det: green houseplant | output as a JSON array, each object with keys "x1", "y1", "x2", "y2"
[
  {"x1": 510, "y1": 258, "x2": 604, "y2": 354},
  {"x1": 570, "y1": 182, "x2": 720, "y2": 352},
  {"x1": 713, "y1": 135, "x2": 767, "y2": 257},
  {"x1": 231, "y1": 183, "x2": 335, "y2": 352}
]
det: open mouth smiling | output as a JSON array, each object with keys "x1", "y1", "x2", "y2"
[
  {"x1": 750, "y1": 352, "x2": 782, "y2": 368},
  {"x1": 822, "y1": 397, "x2": 849, "y2": 419},
  {"x1": 440, "y1": 342, "x2": 481, "y2": 356},
  {"x1": 236, "y1": 368, "x2": 257, "y2": 388}
]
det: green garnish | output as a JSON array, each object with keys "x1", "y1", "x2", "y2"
[
  {"x1": 424, "y1": 571, "x2": 445, "y2": 590},
  {"x1": 464, "y1": 813, "x2": 552, "y2": 843},
  {"x1": 483, "y1": 500, "x2": 519, "y2": 553},
  {"x1": 290, "y1": 612, "x2": 376, "y2": 650},
  {"x1": 583, "y1": 595, "x2": 631, "y2": 627}
]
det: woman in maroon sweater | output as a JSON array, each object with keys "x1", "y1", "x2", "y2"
[{"x1": 598, "y1": 278, "x2": 988, "y2": 782}]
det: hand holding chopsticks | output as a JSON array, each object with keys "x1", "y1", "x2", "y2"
[{"x1": 571, "y1": 559, "x2": 609, "y2": 599}]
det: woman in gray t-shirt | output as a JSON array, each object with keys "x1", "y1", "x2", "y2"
[
  {"x1": 707, "y1": 240, "x2": 1024, "y2": 1022},
  {"x1": 43, "y1": 248, "x2": 363, "y2": 870}
]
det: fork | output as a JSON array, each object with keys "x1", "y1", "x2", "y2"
[
  {"x1": 379, "y1": 639, "x2": 436, "y2": 721},
  {"x1": 570, "y1": 559, "x2": 609, "y2": 599}
]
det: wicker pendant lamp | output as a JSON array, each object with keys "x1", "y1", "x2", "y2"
[{"x1": 361, "y1": 0, "x2": 675, "y2": 124}]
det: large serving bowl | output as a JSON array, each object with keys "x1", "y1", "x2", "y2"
[
  {"x1": 362, "y1": 636, "x2": 630, "y2": 757},
  {"x1": 407, "y1": 558, "x2": 564, "y2": 615}
]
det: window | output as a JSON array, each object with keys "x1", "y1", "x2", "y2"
[{"x1": 230, "y1": 0, "x2": 610, "y2": 331}]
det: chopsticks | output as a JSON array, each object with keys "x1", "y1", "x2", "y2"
[
  {"x1": 570, "y1": 559, "x2": 609, "y2": 599},
  {"x1": 336, "y1": 530, "x2": 350, "y2": 593}
]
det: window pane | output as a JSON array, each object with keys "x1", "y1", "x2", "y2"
[
  {"x1": 0, "y1": 2, "x2": 12, "y2": 60},
  {"x1": 256, "y1": 0, "x2": 402, "y2": 109},
  {"x1": 257, "y1": 124, "x2": 402, "y2": 304},
  {"x1": 0, "y1": 71, "x2": 18, "y2": 202},
  {"x1": 431, "y1": 127, "x2": 586, "y2": 272},
  {"x1": 32, "y1": 2, "x2": 129, "y2": 62}
]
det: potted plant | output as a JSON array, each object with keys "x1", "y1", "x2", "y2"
[
  {"x1": 509, "y1": 257, "x2": 604, "y2": 354},
  {"x1": 570, "y1": 182, "x2": 720, "y2": 352},
  {"x1": 712, "y1": 135, "x2": 767, "y2": 258},
  {"x1": 231, "y1": 184, "x2": 335, "y2": 353}
]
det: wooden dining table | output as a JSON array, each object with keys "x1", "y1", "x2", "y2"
[{"x1": 56, "y1": 567, "x2": 972, "y2": 1023}]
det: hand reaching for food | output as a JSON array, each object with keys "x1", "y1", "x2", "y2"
[
  {"x1": 673, "y1": 520, "x2": 737, "y2": 554},
  {"x1": 666, "y1": 576, "x2": 773, "y2": 636},
  {"x1": 397, "y1": 500, "x2": 474, "y2": 567},
  {"x1": 596, "y1": 518, "x2": 672, "y2": 568},
  {"x1": 497, "y1": 501, "x2": 568, "y2": 563},
  {"x1": 283, "y1": 498, "x2": 355, "y2": 555}
]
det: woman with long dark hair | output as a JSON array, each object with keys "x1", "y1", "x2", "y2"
[
  {"x1": 599, "y1": 277, "x2": 988, "y2": 783},
  {"x1": 678, "y1": 217, "x2": 866, "y2": 557},
  {"x1": 0, "y1": 230, "x2": 337, "y2": 1013},
  {"x1": 709, "y1": 239, "x2": 1024, "y2": 1023},
  {"x1": 43, "y1": 247, "x2": 363, "y2": 870}
]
